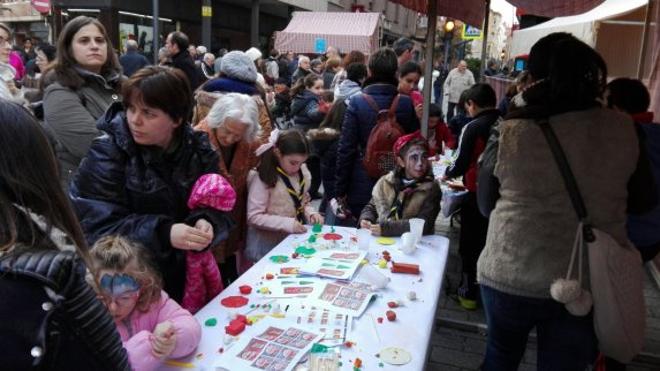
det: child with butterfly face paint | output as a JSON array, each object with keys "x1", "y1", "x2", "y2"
[
  {"x1": 245, "y1": 129, "x2": 324, "y2": 263},
  {"x1": 90, "y1": 235, "x2": 201, "y2": 371},
  {"x1": 359, "y1": 131, "x2": 441, "y2": 237}
]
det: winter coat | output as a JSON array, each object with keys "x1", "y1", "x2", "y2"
[
  {"x1": 428, "y1": 121, "x2": 457, "y2": 156},
  {"x1": 291, "y1": 67, "x2": 309, "y2": 85},
  {"x1": 445, "y1": 109, "x2": 501, "y2": 192},
  {"x1": 359, "y1": 170, "x2": 441, "y2": 237},
  {"x1": 119, "y1": 50, "x2": 151, "y2": 77},
  {"x1": 171, "y1": 50, "x2": 200, "y2": 90},
  {"x1": 291, "y1": 89, "x2": 325, "y2": 131},
  {"x1": 418, "y1": 70, "x2": 440, "y2": 103},
  {"x1": 477, "y1": 106, "x2": 656, "y2": 299},
  {"x1": 69, "y1": 103, "x2": 233, "y2": 302},
  {"x1": 245, "y1": 165, "x2": 318, "y2": 262},
  {"x1": 119, "y1": 290, "x2": 201, "y2": 371},
  {"x1": 193, "y1": 119, "x2": 264, "y2": 262},
  {"x1": 443, "y1": 68, "x2": 475, "y2": 103},
  {"x1": 334, "y1": 80, "x2": 420, "y2": 216},
  {"x1": 193, "y1": 77, "x2": 272, "y2": 144},
  {"x1": 43, "y1": 67, "x2": 122, "y2": 188},
  {"x1": 0, "y1": 247, "x2": 129, "y2": 371},
  {"x1": 628, "y1": 117, "x2": 660, "y2": 248},
  {"x1": 323, "y1": 71, "x2": 336, "y2": 89},
  {"x1": 334, "y1": 79, "x2": 362, "y2": 103}
]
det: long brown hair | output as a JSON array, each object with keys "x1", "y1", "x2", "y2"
[
  {"x1": 290, "y1": 73, "x2": 321, "y2": 98},
  {"x1": 0, "y1": 101, "x2": 88, "y2": 255},
  {"x1": 52, "y1": 16, "x2": 122, "y2": 90},
  {"x1": 257, "y1": 129, "x2": 309, "y2": 187}
]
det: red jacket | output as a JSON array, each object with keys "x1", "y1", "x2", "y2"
[{"x1": 429, "y1": 121, "x2": 457, "y2": 156}]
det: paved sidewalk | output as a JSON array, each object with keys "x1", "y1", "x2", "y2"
[{"x1": 425, "y1": 215, "x2": 660, "y2": 371}]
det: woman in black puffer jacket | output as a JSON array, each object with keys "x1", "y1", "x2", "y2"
[
  {"x1": 0, "y1": 101, "x2": 129, "y2": 370},
  {"x1": 70, "y1": 66, "x2": 234, "y2": 302}
]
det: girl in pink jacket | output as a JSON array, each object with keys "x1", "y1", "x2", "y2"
[
  {"x1": 246, "y1": 129, "x2": 324, "y2": 262},
  {"x1": 90, "y1": 235, "x2": 201, "y2": 371},
  {"x1": 182, "y1": 173, "x2": 236, "y2": 313}
]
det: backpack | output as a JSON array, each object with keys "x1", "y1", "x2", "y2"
[{"x1": 362, "y1": 94, "x2": 405, "y2": 178}]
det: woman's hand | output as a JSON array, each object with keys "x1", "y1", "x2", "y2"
[
  {"x1": 360, "y1": 220, "x2": 372, "y2": 229},
  {"x1": 195, "y1": 218, "x2": 214, "y2": 237},
  {"x1": 369, "y1": 224, "x2": 382, "y2": 236},
  {"x1": 414, "y1": 103, "x2": 423, "y2": 119},
  {"x1": 151, "y1": 321, "x2": 176, "y2": 358},
  {"x1": 293, "y1": 221, "x2": 307, "y2": 234},
  {"x1": 170, "y1": 223, "x2": 213, "y2": 251},
  {"x1": 309, "y1": 213, "x2": 324, "y2": 225}
]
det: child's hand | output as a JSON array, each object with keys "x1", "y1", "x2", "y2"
[
  {"x1": 171, "y1": 223, "x2": 213, "y2": 251},
  {"x1": 293, "y1": 221, "x2": 307, "y2": 234},
  {"x1": 152, "y1": 321, "x2": 176, "y2": 358},
  {"x1": 370, "y1": 224, "x2": 382, "y2": 236},
  {"x1": 360, "y1": 220, "x2": 372, "y2": 229},
  {"x1": 415, "y1": 104, "x2": 423, "y2": 119},
  {"x1": 309, "y1": 213, "x2": 324, "y2": 225}
]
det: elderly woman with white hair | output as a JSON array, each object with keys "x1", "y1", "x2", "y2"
[{"x1": 195, "y1": 92, "x2": 263, "y2": 282}]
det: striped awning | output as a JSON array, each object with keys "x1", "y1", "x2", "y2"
[
  {"x1": 389, "y1": 0, "x2": 606, "y2": 26},
  {"x1": 274, "y1": 12, "x2": 381, "y2": 55}
]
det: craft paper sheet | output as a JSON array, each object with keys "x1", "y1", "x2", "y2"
[
  {"x1": 307, "y1": 280, "x2": 375, "y2": 317},
  {"x1": 290, "y1": 305, "x2": 352, "y2": 345},
  {"x1": 299, "y1": 250, "x2": 366, "y2": 280},
  {"x1": 214, "y1": 317, "x2": 322, "y2": 371},
  {"x1": 261, "y1": 277, "x2": 324, "y2": 298}
]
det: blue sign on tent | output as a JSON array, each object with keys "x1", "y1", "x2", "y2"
[{"x1": 315, "y1": 38, "x2": 327, "y2": 54}]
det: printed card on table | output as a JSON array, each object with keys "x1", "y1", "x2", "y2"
[
  {"x1": 299, "y1": 250, "x2": 366, "y2": 280},
  {"x1": 307, "y1": 280, "x2": 375, "y2": 317},
  {"x1": 214, "y1": 317, "x2": 322, "y2": 371},
  {"x1": 289, "y1": 305, "x2": 352, "y2": 345},
  {"x1": 261, "y1": 277, "x2": 324, "y2": 298}
]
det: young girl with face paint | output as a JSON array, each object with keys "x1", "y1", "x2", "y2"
[
  {"x1": 245, "y1": 129, "x2": 324, "y2": 262},
  {"x1": 358, "y1": 131, "x2": 441, "y2": 236},
  {"x1": 90, "y1": 235, "x2": 201, "y2": 371}
]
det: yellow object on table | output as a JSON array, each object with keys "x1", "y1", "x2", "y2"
[{"x1": 376, "y1": 237, "x2": 395, "y2": 245}]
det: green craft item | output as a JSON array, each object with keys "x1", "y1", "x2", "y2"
[
  {"x1": 331, "y1": 226, "x2": 336, "y2": 233},
  {"x1": 281, "y1": 281, "x2": 294, "y2": 285},
  {"x1": 295, "y1": 246, "x2": 316, "y2": 255},
  {"x1": 321, "y1": 263, "x2": 335, "y2": 267},
  {"x1": 204, "y1": 318, "x2": 217, "y2": 327},
  {"x1": 336, "y1": 264, "x2": 351, "y2": 269},
  {"x1": 299, "y1": 281, "x2": 315, "y2": 285},
  {"x1": 312, "y1": 223, "x2": 322, "y2": 233},
  {"x1": 269, "y1": 255, "x2": 290, "y2": 263},
  {"x1": 311, "y1": 343, "x2": 329, "y2": 354},
  {"x1": 308, "y1": 235, "x2": 317, "y2": 243}
]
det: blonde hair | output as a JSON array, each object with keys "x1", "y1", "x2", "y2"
[{"x1": 89, "y1": 235, "x2": 162, "y2": 312}]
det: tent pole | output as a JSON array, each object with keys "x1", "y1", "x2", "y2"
[
  {"x1": 421, "y1": 0, "x2": 438, "y2": 139},
  {"x1": 638, "y1": 0, "x2": 654, "y2": 79},
  {"x1": 480, "y1": 0, "x2": 491, "y2": 82}
]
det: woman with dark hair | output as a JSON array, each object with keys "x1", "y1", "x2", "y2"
[
  {"x1": 70, "y1": 66, "x2": 233, "y2": 302},
  {"x1": 0, "y1": 101, "x2": 129, "y2": 370},
  {"x1": 43, "y1": 16, "x2": 123, "y2": 188},
  {"x1": 334, "y1": 47, "x2": 419, "y2": 221},
  {"x1": 476, "y1": 33, "x2": 657, "y2": 369}
]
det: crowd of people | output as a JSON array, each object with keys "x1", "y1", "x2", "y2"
[{"x1": 0, "y1": 14, "x2": 659, "y2": 371}]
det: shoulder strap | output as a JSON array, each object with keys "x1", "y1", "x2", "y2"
[
  {"x1": 537, "y1": 119, "x2": 594, "y2": 240},
  {"x1": 362, "y1": 94, "x2": 381, "y2": 114},
  {"x1": 388, "y1": 94, "x2": 401, "y2": 117}
]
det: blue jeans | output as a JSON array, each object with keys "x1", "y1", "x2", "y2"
[{"x1": 481, "y1": 285, "x2": 598, "y2": 371}]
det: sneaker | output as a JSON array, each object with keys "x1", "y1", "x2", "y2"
[{"x1": 457, "y1": 285, "x2": 478, "y2": 310}]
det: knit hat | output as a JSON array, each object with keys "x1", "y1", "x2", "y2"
[
  {"x1": 187, "y1": 174, "x2": 237, "y2": 212},
  {"x1": 245, "y1": 47, "x2": 262, "y2": 62},
  {"x1": 219, "y1": 51, "x2": 258, "y2": 83}
]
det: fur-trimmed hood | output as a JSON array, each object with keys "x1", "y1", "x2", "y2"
[{"x1": 307, "y1": 127, "x2": 340, "y2": 141}]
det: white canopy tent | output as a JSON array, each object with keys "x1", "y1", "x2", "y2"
[{"x1": 511, "y1": 0, "x2": 648, "y2": 57}]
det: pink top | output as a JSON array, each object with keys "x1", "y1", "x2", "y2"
[
  {"x1": 9, "y1": 52, "x2": 24, "y2": 80},
  {"x1": 116, "y1": 290, "x2": 201, "y2": 371}
]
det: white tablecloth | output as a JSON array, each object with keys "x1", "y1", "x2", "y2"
[{"x1": 160, "y1": 226, "x2": 449, "y2": 371}]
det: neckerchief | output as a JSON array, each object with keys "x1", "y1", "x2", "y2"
[
  {"x1": 276, "y1": 167, "x2": 306, "y2": 223},
  {"x1": 387, "y1": 173, "x2": 434, "y2": 220}
]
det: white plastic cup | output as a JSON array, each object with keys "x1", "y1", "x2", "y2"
[
  {"x1": 357, "y1": 228, "x2": 371, "y2": 250},
  {"x1": 409, "y1": 218, "x2": 425, "y2": 244},
  {"x1": 357, "y1": 263, "x2": 390, "y2": 290},
  {"x1": 400, "y1": 232, "x2": 416, "y2": 254}
]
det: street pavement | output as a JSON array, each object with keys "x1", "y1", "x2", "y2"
[{"x1": 427, "y1": 214, "x2": 660, "y2": 371}]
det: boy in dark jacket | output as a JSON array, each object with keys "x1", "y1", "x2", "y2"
[{"x1": 444, "y1": 83, "x2": 501, "y2": 310}]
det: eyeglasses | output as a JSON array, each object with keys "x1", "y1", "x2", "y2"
[{"x1": 98, "y1": 290, "x2": 139, "y2": 308}]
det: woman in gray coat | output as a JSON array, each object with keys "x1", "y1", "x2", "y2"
[{"x1": 43, "y1": 16, "x2": 122, "y2": 188}]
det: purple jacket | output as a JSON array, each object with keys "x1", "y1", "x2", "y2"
[{"x1": 117, "y1": 291, "x2": 201, "y2": 371}]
